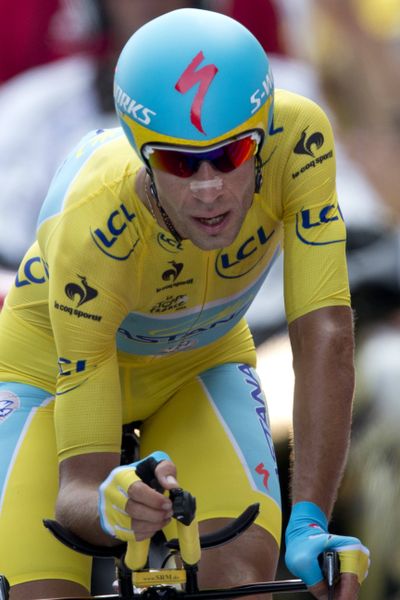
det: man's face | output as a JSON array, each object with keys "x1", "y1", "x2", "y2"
[{"x1": 152, "y1": 158, "x2": 256, "y2": 251}]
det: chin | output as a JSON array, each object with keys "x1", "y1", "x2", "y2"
[
  {"x1": 195, "y1": 240, "x2": 224, "y2": 251},
  {"x1": 192, "y1": 233, "x2": 236, "y2": 251}
]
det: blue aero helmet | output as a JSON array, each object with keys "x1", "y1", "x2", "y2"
[{"x1": 114, "y1": 8, "x2": 274, "y2": 184}]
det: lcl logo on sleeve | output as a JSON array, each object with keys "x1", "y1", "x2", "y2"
[{"x1": 295, "y1": 203, "x2": 346, "y2": 246}]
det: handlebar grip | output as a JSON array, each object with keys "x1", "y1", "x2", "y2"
[
  {"x1": 170, "y1": 487, "x2": 201, "y2": 566},
  {"x1": 125, "y1": 537, "x2": 151, "y2": 571},
  {"x1": 127, "y1": 455, "x2": 202, "y2": 570},
  {"x1": 176, "y1": 519, "x2": 201, "y2": 566},
  {"x1": 123, "y1": 453, "x2": 166, "y2": 570}
]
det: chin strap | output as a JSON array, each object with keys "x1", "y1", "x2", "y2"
[
  {"x1": 147, "y1": 172, "x2": 183, "y2": 243},
  {"x1": 254, "y1": 155, "x2": 264, "y2": 194}
]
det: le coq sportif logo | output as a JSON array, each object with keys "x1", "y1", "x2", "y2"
[
  {"x1": 65, "y1": 275, "x2": 98, "y2": 307},
  {"x1": 162, "y1": 261, "x2": 184, "y2": 283},
  {"x1": 294, "y1": 128, "x2": 324, "y2": 157}
]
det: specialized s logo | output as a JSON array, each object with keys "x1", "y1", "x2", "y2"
[
  {"x1": 175, "y1": 51, "x2": 218, "y2": 135},
  {"x1": 255, "y1": 463, "x2": 270, "y2": 490},
  {"x1": 65, "y1": 275, "x2": 98, "y2": 307}
]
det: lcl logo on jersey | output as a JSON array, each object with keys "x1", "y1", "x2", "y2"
[
  {"x1": 215, "y1": 226, "x2": 274, "y2": 279},
  {"x1": 296, "y1": 203, "x2": 346, "y2": 246},
  {"x1": 15, "y1": 256, "x2": 48, "y2": 287},
  {"x1": 58, "y1": 356, "x2": 87, "y2": 377},
  {"x1": 157, "y1": 233, "x2": 183, "y2": 253},
  {"x1": 90, "y1": 203, "x2": 139, "y2": 260}
]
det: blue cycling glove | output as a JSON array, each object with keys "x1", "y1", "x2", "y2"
[{"x1": 285, "y1": 501, "x2": 370, "y2": 587}]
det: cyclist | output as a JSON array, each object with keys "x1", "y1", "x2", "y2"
[{"x1": 0, "y1": 8, "x2": 369, "y2": 600}]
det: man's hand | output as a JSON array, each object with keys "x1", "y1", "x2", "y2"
[
  {"x1": 98, "y1": 451, "x2": 179, "y2": 542},
  {"x1": 285, "y1": 502, "x2": 370, "y2": 600}
]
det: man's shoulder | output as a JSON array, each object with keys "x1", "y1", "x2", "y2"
[
  {"x1": 259, "y1": 89, "x2": 337, "y2": 220},
  {"x1": 266, "y1": 89, "x2": 335, "y2": 172},
  {"x1": 274, "y1": 89, "x2": 332, "y2": 127},
  {"x1": 71, "y1": 127, "x2": 134, "y2": 164},
  {"x1": 37, "y1": 128, "x2": 141, "y2": 231}
]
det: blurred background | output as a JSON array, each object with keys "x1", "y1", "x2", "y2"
[{"x1": 0, "y1": 1, "x2": 399, "y2": 598}]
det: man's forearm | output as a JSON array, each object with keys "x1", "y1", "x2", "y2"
[
  {"x1": 56, "y1": 482, "x2": 117, "y2": 546},
  {"x1": 56, "y1": 452, "x2": 122, "y2": 546},
  {"x1": 288, "y1": 306, "x2": 355, "y2": 517}
]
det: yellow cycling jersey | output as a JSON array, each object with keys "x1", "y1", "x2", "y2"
[{"x1": 0, "y1": 89, "x2": 350, "y2": 458}]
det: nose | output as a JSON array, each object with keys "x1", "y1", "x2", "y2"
[{"x1": 190, "y1": 161, "x2": 223, "y2": 203}]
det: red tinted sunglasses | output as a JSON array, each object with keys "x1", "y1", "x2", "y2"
[{"x1": 142, "y1": 131, "x2": 262, "y2": 178}]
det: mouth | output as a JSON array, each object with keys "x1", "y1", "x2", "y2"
[{"x1": 192, "y1": 211, "x2": 230, "y2": 233}]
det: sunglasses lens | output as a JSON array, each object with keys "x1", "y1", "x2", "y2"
[
  {"x1": 148, "y1": 150, "x2": 196, "y2": 177},
  {"x1": 211, "y1": 136, "x2": 258, "y2": 172},
  {"x1": 147, "y1": 135, "x2": 258, "y2": 178}
]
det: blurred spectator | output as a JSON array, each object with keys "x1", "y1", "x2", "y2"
[
  {"x1": 344, "y1": 270, "x2": 400, "y2": 599},
  {"x1": 224, "y1": 0, "x2": 287, "y2": 55},
  {"x1": 275, "y1": 0, "x2": 400, "y2": 222},
  {"x1": 309, "y1": 0, "x2": 400, "y2": 223},
  {"x1": 0, "y1": 0, "x2": 202, "y2": 269},
  {"x1": 0, "y1": 0, "x2": 105, "y2": 83}
]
